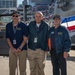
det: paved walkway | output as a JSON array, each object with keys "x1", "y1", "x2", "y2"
[{"x1": 0, "y1": 50, "x2": 75, "y2": 75}]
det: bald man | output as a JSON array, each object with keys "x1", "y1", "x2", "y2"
[{"x1": 28, "y1": 11, "x2": 49, "y2": 75}]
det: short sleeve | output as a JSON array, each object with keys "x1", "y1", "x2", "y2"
[
  {"x1": 6, "y1": 24, "x2": 10, "y2": 38},
  {"x1": 23, "y1": 24, "x2": 29, "y2": 37}
]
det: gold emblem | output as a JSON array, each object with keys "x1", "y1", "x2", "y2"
[
  {"x1": 58, "y1": 32, "x2": 62, "y2": 35},
  {"x1": 17, "y1": 27, "x2": 21, "y2": 30}
]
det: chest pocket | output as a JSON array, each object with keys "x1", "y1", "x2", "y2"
[{"x1": 16, "y1": 27, "x2": 23, "y2": 38}]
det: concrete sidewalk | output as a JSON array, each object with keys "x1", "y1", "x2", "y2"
[{"x1": 0, "y1": 50, "x2": 75, "y2": 75}]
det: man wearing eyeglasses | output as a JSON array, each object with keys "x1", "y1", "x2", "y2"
[{"x1": 6, "y1": 10, "x2": 29, "y2": 75}]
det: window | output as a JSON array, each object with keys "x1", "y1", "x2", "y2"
[
  {"x1": 9, "y1": 1, "x2": 13, "y2": 7},
  {"x1": 6, "y1": 1, "x2": 9, "y2": 8},
  {"x1": 2, "y1": 1, "x2": 5, "y2": 7}
]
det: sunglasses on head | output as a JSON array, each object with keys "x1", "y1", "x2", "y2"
[{"x1": 12, "y1": 15, "x2": 19, "y2": 17}]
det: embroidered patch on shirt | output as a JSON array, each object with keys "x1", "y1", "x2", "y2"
[
  {"x1": 51, "y1": 31, "x2": 54, "y2": 34},
  {"x1": 16, "y1": 27, "x2": 21, "y2": 30},
  {"x1": 58, "y1": 32, "x2": 62, "y2": 35}
]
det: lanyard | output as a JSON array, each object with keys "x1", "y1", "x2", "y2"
[
  {"x1": 12, "y1": 22, "x2": 19, "y2": 40},
  {"x1": 13, "y1": 24, "x2": 18, "y2": 39},
  {"x1": 13, "y1": 24, "x2": 18, "y2": 34}
]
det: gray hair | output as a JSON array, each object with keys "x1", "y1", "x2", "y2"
[{"x1": 35, "y1": 11, "x2": 44, "y2": 17}]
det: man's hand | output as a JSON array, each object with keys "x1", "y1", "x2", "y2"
[
  {"x1": 11, "y1": 47, "x2": 18, "y2": 53},
  {"x1": 63, "y1": 52, "x2": 69, "y2": 59},
  {"x1": 17, "y1": 48, "x2": 22, "y2": 52}
]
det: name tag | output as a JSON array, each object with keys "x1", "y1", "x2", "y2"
[
  {"x1": 51, "y1": 31, "x2": 54, "y2": 34},
  {"x1": 34, "y1": 37, "x2": 37, "y2": 43},
  {"x1": 13, "y1": 39, "x2": 16, "y2": 45}
]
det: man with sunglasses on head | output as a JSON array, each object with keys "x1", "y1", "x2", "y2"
[{"x1": 6, "y1": 10, "x2": 29, "y2": 75}]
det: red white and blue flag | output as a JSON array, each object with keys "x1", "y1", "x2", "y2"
[{"x1": 61, "y1": 16, "x2": 75, "y2": 31}]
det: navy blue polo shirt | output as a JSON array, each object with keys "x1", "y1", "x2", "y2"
[{"x1": 6, "y1": 21, "x2": 29, "y2": 50}]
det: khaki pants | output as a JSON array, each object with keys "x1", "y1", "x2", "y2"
[
  {"x1": 27, "y1": 48, "x2": 45, "y2": 75},
  {"x1": 9, "y1": 50, "x2": 27, "y2": 75}
]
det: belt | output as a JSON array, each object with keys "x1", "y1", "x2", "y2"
[{"x1": 51, "y1": 48, "x2": 55, "y2": 50}]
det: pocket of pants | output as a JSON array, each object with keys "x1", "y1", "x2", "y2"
[{"x1": 27, "y1": 48, "x2": 35, "y2": 58}]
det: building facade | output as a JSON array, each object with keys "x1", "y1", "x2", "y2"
[
  {"x1": 17, "y1": 4, "x2": 24, "y2": 21},
  {"x1": 0, "y1": 0, "x2": 17, "y2": 8},
  {"x1": 31, "y1": 0, "x2": 54, "y2": 5},
  {"x1": 0, "y1": 0, "x2": 17, "y2": 14}
]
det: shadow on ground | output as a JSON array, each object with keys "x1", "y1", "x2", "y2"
[
  {"x1": 67, "y1": 56, "x2": 75, "y2": 62},
  {"x1": 46, "y1": 56, "x2": 75, "y2": 63}
]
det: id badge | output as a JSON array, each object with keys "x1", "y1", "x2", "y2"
[
  {"x1": 34, "y1": 37, "x2": 37, "y2": 43},
  {"x1": 13, "y1": 39, "x2": 16, "y2": 45}
]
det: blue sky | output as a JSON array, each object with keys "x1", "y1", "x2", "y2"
[{"x1": 17, "y1": 0, "x2": 23, "y2": 6}]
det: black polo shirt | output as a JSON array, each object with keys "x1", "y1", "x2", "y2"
[{"x1": 6, "y1": 21, "x2": 29, "y2": 50}]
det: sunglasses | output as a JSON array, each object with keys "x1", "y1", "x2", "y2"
[{"x1": 12, "y1": 15, "x2": 19, "y2": 17}]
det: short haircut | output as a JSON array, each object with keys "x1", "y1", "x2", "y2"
[
  {"x1": 35, "y1": 11, "x2": 44, "y2": 17},
  {"x1": 53, "y1": 14, "x2": 61, "y2": 20}
]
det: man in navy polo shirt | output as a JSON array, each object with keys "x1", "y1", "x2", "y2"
[{"x1": 6, "y1": 10, "x2": 29, "y2": 75}]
